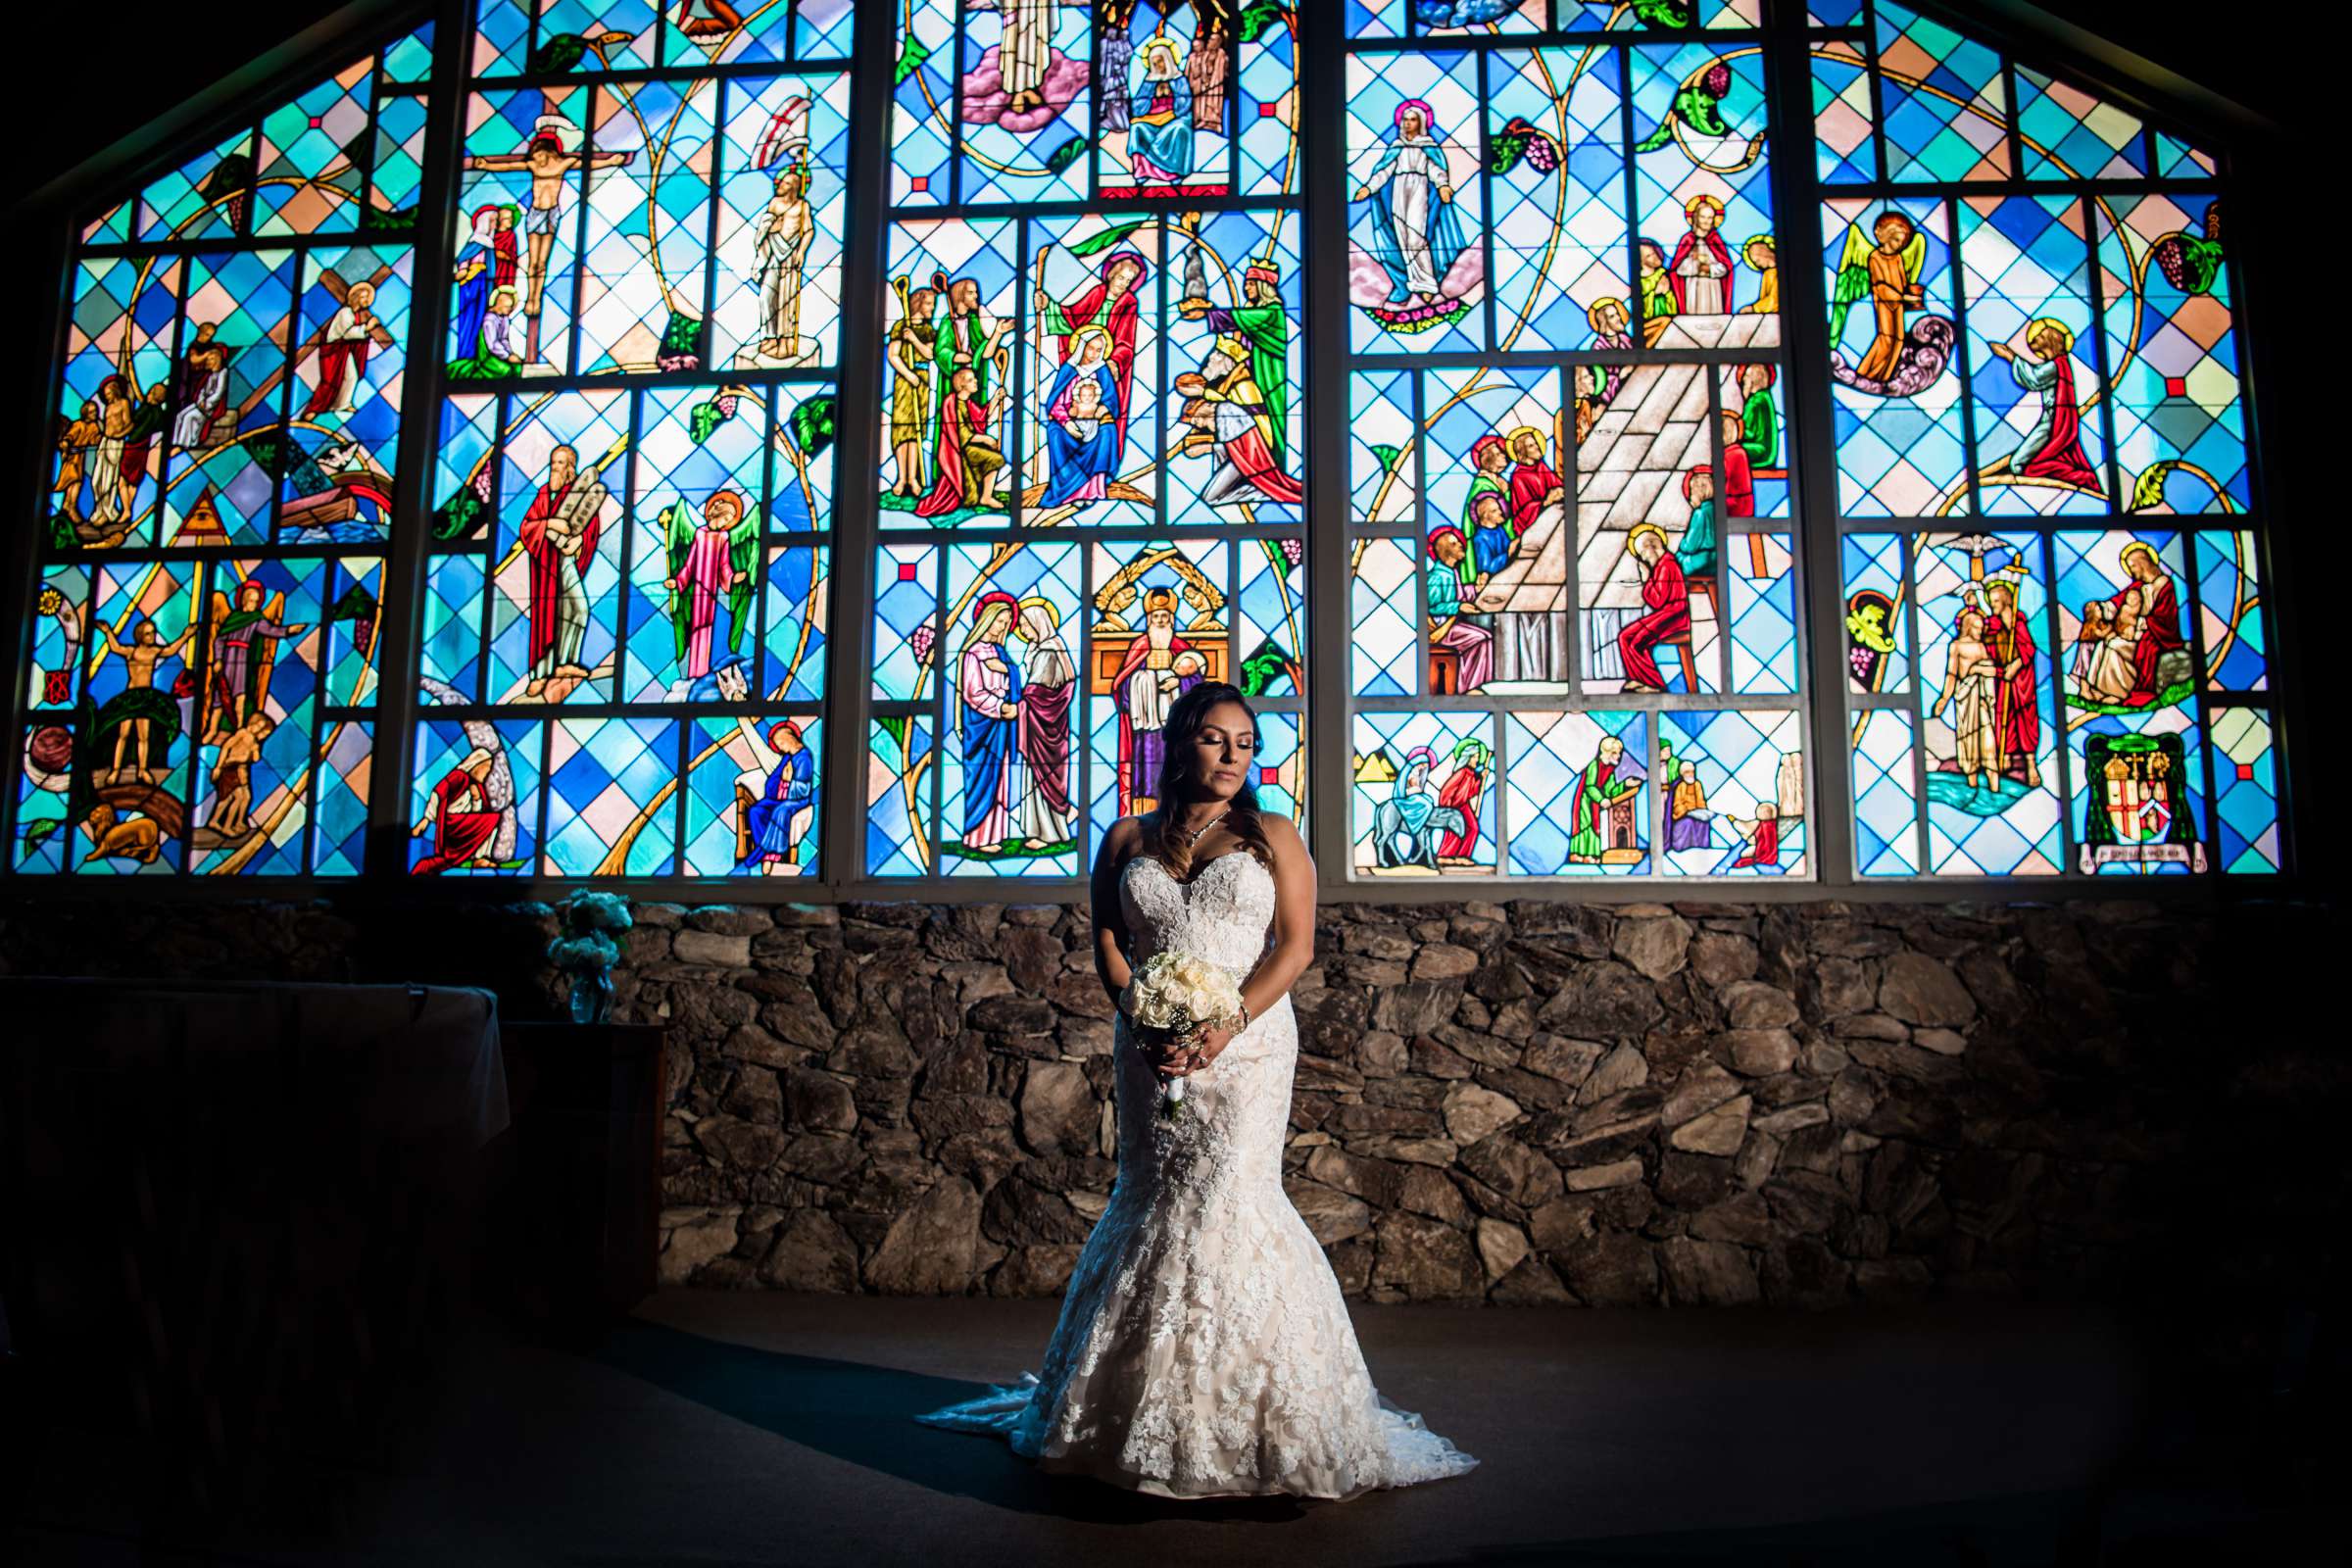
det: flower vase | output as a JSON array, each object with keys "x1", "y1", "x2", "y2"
[{"x1": 569, "y1": 966, "x2": 615, "y2": 1025}]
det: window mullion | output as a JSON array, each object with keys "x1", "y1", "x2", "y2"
[
  {"x1": 818, "y1": 0, "x2": 902, "y2": 887},
  {"x1": 1765, "y1": 14, "x2": 1858, "y2": 889},
  {"x1": 365, "y1": 0, "x2": 472, "y2": 883}
]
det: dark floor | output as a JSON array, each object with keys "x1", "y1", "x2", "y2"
[{"x1": 7, "y1": 1292, "x2": 2326, "y2": 1566}]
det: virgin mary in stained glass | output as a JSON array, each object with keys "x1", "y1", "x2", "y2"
[
  {"x1": 1353, "y1": 99, "x2": 1470, "y2": 312},
  {"x1": 1038, "y1": 325, "x2": 1123, "y2": 508}
]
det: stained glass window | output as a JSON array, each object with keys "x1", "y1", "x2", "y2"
[
  {"x1": 22, "y1": 24, "x2": 433, "y2": 877},
  {"x1": 866, "y1": 1, "x2": 1307, "y2": 877},
  {"x1": 1814, "y1": 2, "x2": 2272, "y2": 877},
  {"x1": 1345, "y1": 13, "x2": 1807, "y2": 882},
  {"x1": 411, "y1": 2, "x2": 849, "y2": 877},
  {"x1": 6, "y1": 2, "x2": 2293, "y2": 891}
]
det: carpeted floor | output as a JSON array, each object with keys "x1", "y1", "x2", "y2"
[{"x1": 8, "y1": 1292, "x2": 2321, "y2": 1565}]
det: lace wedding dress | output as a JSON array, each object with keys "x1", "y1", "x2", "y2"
[{"x1": 914, "y1": 850, "x2": 1480, "y2": 1500}]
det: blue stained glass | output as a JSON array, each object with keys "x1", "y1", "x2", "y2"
[
  {"x1": 1850, "y1": 708, "x2": 1920, "y2": 877},
  {"x1": 411, "y1": 717, "x2": 540, "y2": 874},
  {"x1": 2193, "y1": 531, "x2": 2267, "y2": 693},
  {"x1": 2207, "y1": 708, "x2": 2278, "y2": 874},
  {"x1": 1658, "y1": 710, "x2": 1806, "y2": 878},
  {"x1": 1354, "y1": 711, "x2": 1498, "y2": 876},
  {"x1": 543, "y1": 715, "x2": 678, "y2": 877},
  {"x1": 1502, "y1": 710, "x2": 1644, "y2": 877}
]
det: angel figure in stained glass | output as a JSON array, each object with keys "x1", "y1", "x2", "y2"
[
  {"x1": 201, "y1": 580, "x2": 307, "y2": 746},
  {"x1": 1830, "y1": 211, "x2": 1946, "y2": 393},
  {"x1": 663, "y1": 489, "x2": 759, "y2": 681}
]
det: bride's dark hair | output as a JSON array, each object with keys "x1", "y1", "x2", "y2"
[{"x1": 1145, "y1": 680, "x2": 1274, "y2": 882}]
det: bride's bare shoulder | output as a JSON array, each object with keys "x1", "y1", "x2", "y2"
[
  {"x1": 1258, "y1": 809, "x2": 1308, "y2": 860},
  {"x1": 1095, "y1": 813, "x2": 1149, "y2": 869}
]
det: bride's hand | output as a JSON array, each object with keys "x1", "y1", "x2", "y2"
[{"x1": 1176, "y1": 1023, "x2": 1235, "y2": 1072}]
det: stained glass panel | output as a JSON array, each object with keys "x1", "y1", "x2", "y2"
[
  {"x1": 2096, "y1": 193, "x2": 2246, "y2": 514},
  {"x1": 1873, "y1": 1, "x2": 2009, "y2": 183},
  {"x1": 1959, "y1": 195, "x2": 2108, "y2": 516},
  {"x1": 1658, "y1": 710, "x2": 1806, "y2": 877},
  {"x1": 1501, "y1": 710, "x2": 1642, "y2": 878},
  {"x1": 1824, "y1": 196, "x2": 1966, "y2": 516},
  {"x1": 1353, "y1": 711, "x2": 1496, "y2": 876},
  {"x1": 2193, "y1": 530, "x2": 2266, "y2": 693},
  {"x1": 416, "y1": 375, "x2": 835, "y2": 875},
  {"x1": 2015, "y1": 65, "x2": 2146, "y2": 182},
  {"x1": 25, "y1": 37, "x2": 418, "y2": 878},
  {"x1": 1912, "y1": 531, "x2": 2061, "y2": 875}
]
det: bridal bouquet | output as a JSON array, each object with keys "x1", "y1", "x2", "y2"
[{"x1": 1127, "y1": 951, "x2": 1244, "y2": 1121}]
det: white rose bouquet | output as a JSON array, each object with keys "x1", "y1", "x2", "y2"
[{"x1": 1126, "y1": 951, "x2": 1245, "y2": 1120}]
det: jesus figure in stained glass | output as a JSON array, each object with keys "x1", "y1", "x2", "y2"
[{"x1": 463, "y1": 120, "x2": 634, "y2": 334}]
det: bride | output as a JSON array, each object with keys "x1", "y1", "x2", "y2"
[{"x1": 914, "y1": 680, "x2": 1480, "y2": 1500}]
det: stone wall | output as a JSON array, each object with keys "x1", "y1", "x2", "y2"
[{"x1": 3, "y1": 893, "x2": 2336, "y2": 1311}]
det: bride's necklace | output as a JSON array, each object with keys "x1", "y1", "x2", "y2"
[{"x1": 1169, "y1": 806, "x2": 1230, "y2": 849}]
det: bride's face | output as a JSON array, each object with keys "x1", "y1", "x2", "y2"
[{"x1": 1187, "y1": 701, "x2": 1258, "y2": 802}]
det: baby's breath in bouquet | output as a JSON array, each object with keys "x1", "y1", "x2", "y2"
[{"x1": 1127, "y1": 951, "x2": 1244, "y2": 1120}]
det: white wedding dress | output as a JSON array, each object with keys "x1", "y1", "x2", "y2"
[{"x1": 914, "y1": 850, "x2": 1481, "y2": 1500}]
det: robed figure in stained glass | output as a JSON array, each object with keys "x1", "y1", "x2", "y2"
[
  {"x1": 1182, "y1": 251, "x2": 1290, "y2": 466},
  {"x1": 1039, "y1": 327, "x2": 1123, "y2": 508},
  {"x1": 919, "y1": 274, "x2": 1006, "y2": 515},
  {"x1": 742, "y1": 720, "x2": 815, "y2": 869},
  {"x1": 2073, "y1": 543, "x2": 2184, "y2": 709},
  {"x1": 1183, "y1": 337, "x2": 1302, "y2": 507},
  {"x1": 518, "y1": 444, "x2": 606, "y2": 695},
  {"x1": 917, "y1": 366, "x2": 1007, "y2": 517},
  {"x1": 302, "y1": 281, "x2": 379, "y2": 418},
  {"x1": 1353, "y1": 100, "x2": 1469, "y2": 311},
  {"x1": 887, "y1": 280, "x2": 939, "y2": 499},
  {"x1": 1617, "y1": 525, "x2": 1690, "y2": 694},
  {"x1": 1670, "y1": 195, "x2": 1735, "y2": 316},
  {"x1": 1435, "y1": 737, "x2": 1490, "y2": 865},
  {"x1": 1988, "y1": 318, "x2": 2099, "y2": 493},
  {"x1": 1567, "y1": 735, "x2": 1639, "y2": 866},
  {"x1": 1126, "y1": 31, "x2": 1195, "y2": 185},
  {"x1": 1978, "y1": 579, "x2": 2042, "y2": 789},
  {"x1": 663, "y1": 489, "x2": 759, "y2": 680},
  {"x1": 958, "y1": 593, "x2": 1024, "y2": 853},
  {"x1": 1111, "y1": 587, "x2": 1199, "y2": 815},
  {"x1": 414, "y1": 746, "x2": 501, "y2": 874},
  {"x1": 1013, "y1": 597, "x2": 1077, "y2": 850},
  {"x1": 1038, "y1": 250, "x2": 1146, "y2": 462}
]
